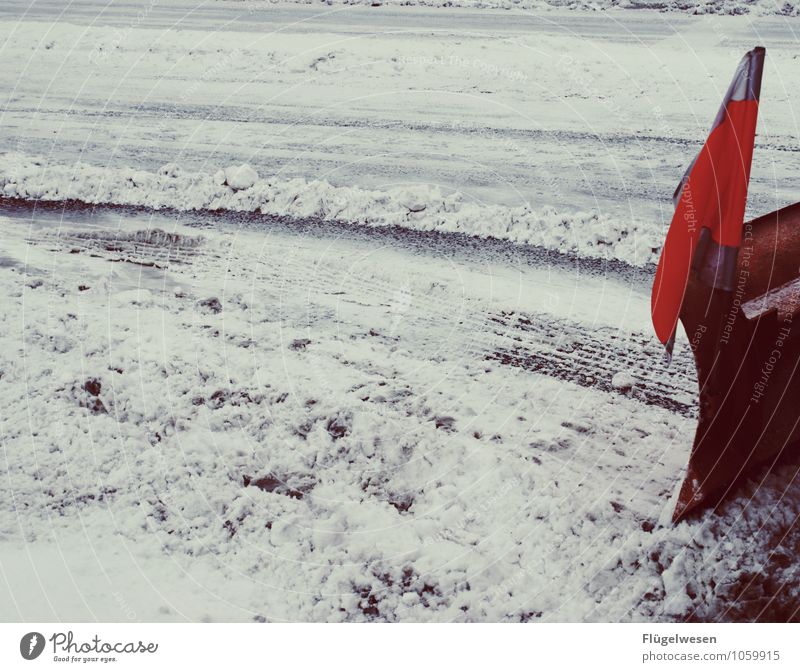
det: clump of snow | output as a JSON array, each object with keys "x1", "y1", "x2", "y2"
[
  {"x1": 224, "y1": 164, "x2": 259, "y2": 191},
  {"x1": 611, "y1": 371, "x2": 635, "y2": 390},
  {"x1": 0, "y1": 153, "x2": 661, "y2": 267},
  {"x1": 397, "y1": 189, "x2": 428, "y2": 213}
]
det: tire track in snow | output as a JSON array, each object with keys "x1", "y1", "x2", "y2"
[
  {"x1": 207, "y1": 224, "x2": 700, "y2": 418},
  {"x1": 18, "y1": 203, "x2": 698, "y2": 419},
  {"x1": 484, "y1": 312, "x2": 697, "y2": 417},
  {"x1": 12, "y1": 102, "x2": 800, "y2": 155}
]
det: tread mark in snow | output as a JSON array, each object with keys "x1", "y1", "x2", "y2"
[{"x1": 486, "y1": 312, "x2": 698, "y2": 418}]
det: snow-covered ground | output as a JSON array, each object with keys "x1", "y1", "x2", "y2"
[
  {"x1": 2, "y1": 2, "x2": 800, "y2": 228},
  {"x1": 1, "y1": 201, "x2": 798, "y2": 622},
  {"x1": 1, "y1": 1, "x2": 799, "y2": 622}
]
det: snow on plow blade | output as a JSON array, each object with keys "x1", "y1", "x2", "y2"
[{"x1": 674, "y1": 201, "x2": 800, "y2": 522}]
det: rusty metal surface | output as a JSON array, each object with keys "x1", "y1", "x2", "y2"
[
  {"x1": 742, "y1": 276, "x2": 800, "y2": 321},
  {"x1": 673, "y1": 202, "x2": 800, "y2": 522}
]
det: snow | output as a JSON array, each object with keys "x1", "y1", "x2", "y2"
[
  {"x1": 224, "y1": 164, "x2": 259, "y2": 191},
  {"x1": 1, "y1": 0, "x2": 798, "y2": 623},
  {"x1": 226, "y1": 0, "x2": 798, "y2": 17},
  {"x1": 1, "y1": 205, "x2": 798, "y2": 622},
  {"x1": 1, "y1": 8, "x2": 798, "y2": 231},
  {"x1": 0, "y1": 153, "x2": 663, "y2": 267},
  {"x1": 611, "y1": 371, "x2": 635, "y2": 390}
]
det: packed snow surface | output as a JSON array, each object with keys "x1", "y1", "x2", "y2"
[{"x1": 1, "y1": 4, "x2": 799, "y2": 230}]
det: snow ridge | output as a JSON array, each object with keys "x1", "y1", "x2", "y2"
[
  {"x1": 0, "y1": 154, "x2": 662, "y2": 267},
  {"x1": 236, "y1": 0, "x2": 799, "y2": 17}
]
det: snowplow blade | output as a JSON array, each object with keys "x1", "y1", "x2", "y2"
[{"x1": 674, "y1": 201, "x2": 800, "y2": 522}]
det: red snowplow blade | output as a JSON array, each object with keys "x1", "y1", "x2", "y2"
[{"x1": 674, "y1": 201, "x2": 800, "y2": 522}]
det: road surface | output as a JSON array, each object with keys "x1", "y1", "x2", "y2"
[{"x1": 1, "y1": 1, "x2": 799, "y2": 226}]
